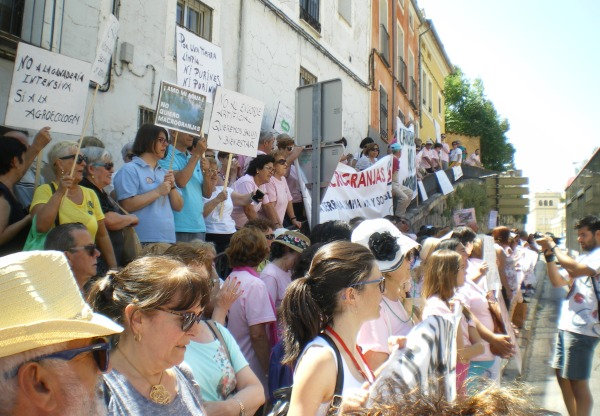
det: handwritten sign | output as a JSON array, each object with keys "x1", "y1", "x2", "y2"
[
  {"x1": 176, "y1": 26, "x2": 223, "y2": 103},
  {"x1": 453, "y1": 208, "x2": 475, "y2": 226},
  {"x1": 273, "y1": 101, "x2": 293, "y2": 134},
  {"x1": 89, "y1": 14, "x2": 119, "y2": 85},
  {"x1": 154, "y1": 81, "x2": 206, "y2": 135},
  {"x1": 208, "y1": 87, "x2": 265, "y2": 157},
  {"x1": 396, "y1": 118, "x2": 417, "y2": 199},
  {"x1": 5, "y1": 42, "x2": 90, "y2": 135}
]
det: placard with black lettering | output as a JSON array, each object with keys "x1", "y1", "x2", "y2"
[{"x1": 154, "y1": 81, "x2": 206, "y2": 135}]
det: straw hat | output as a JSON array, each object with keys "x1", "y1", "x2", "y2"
[
  {"x1": 272, "y1": 231, "x2": 310, "y2": 253},
  {"x1": 0, "y1": 251, "x2": 123, "y2": 358},
  {"x1": 352, "y1": 219, "x2": 420, "y2": 272}
]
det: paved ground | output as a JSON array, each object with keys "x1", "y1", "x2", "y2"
[{"x1": 507, "y1": 261, "x2": 600, "y2": 416}]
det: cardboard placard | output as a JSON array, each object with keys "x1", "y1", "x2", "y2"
[
  {"x1": 417, "y1": 180, "x2": 428, "y2": 201},
  {"x1": 89, "y1": 14, "x2": 119, "y2": 85},
  {"x1": 176, "y1": 26, "x2": 223, "y2": 103},
  {"x1": 273, "y1": 101, "x2": 293, "y2": 134},
  {"x1": 396, "y1": 118, "x2": 417, "y2": 198},
  {"x1": 154, "y1": 81, "x2": 206, "y2": 135},
  {"x1": 5, "y1": 43, "x2": 91, "y2": 135},
  {"x1": 207, "y1": 87, "x2": 264, "y2": 157},
  {"x1": 453, "y1": 208, "x2": 476, "y2": 226},
  {"x1": 435, "y1": 170, "x2": 454, "y2": 195}
]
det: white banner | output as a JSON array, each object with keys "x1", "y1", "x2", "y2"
[
  {"x1": 320, "y1": 156, "x2": 393, "y2": 223},
  {"x1": 396, "y1": 118, "x2": 417, "y2": 199},
  {"x1": 273, "y1": 101, "x2": 294, "y2": 135},
  {"x1": 90, "y1": 14, "x2": 119, "y2": 85},
  {"x1": 5, "y1": 43, "x2": 91, "y2": 135},
  {"x1": 207, "y1": 87, "x2": 264, "y2": 157},
  {"x1": 176, "y1": 26, "x2": 223, "y2": 103}
]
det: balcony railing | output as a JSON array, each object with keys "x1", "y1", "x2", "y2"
[
  {"x1": 379, "y1": 24, "x2": 390, "y2": 67},
  {"x1": 300, "y1": 0, "x2": 321, "y2": 33},
  {"x1": 397, "y1": 56, "x2": 407, "y2": 93},
  {"x1": 409, "y1": 76, "x2": 417, "y2": 109}
]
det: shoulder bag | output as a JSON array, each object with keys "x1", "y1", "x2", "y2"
[{"x1": 23, "y1": 184, "x2": 59, "y2": 251}]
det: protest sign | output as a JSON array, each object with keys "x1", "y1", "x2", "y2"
[
  {"x1": 417, "y1": 180, "x2": 428, "y2": 201},
  {"x1": 481, "y1": 234, "x2": 500, "y2": 290},
  {"x1": 488, "y1": 210, "x2": 498, "y2": 229},
  {"x1": 452, "y1": 165, "x2": 463, "y2": 180},
  {"x1": 497, "y1": 288, "x2": 522, "y2": 374},
  {"x1": 154, "y1": 81, "x2": 206, "y2": 135},
  {"x1": 320, "y1": 156, "x2": 393, "y2": 223},
  {"x1": 396, "y1": 118, "x2": 417, "y2": 199},
  {"x1": 273, "y1": 101, "x2": 294, "y2": 134},
  {"x1": 90, "y1": 14, "x2": 119, "y2": 85},
  {"x1": 435, "y1": 170, "x2": 454, "y2": 195},
  {"x1": 176, "y1": 26, "x2": 223, "y2": 103},
  {"x1": 5, "y1": 43, "x2": 91, "y2": 135},
  {"x1": 207, "y1": 87, "x2": 265, "y2": 157},
  {"x1": 453, "y1": 208, "x2": 475, "y2": 226}
]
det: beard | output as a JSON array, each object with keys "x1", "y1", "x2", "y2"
[{"x1": 56, "y1": 363, "x2": 107, "y2": 416}]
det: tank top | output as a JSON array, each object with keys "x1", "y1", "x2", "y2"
[{"x1": 0, "y1": 182, "x2": 28, "y2": 256}]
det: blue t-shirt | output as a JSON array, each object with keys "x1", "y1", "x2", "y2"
[
  {"x1": 113, "y1": 156, "x2": 177, "y2": 243},
  {"x1": 159, "y1": 145, "x2": 206, "y2": 233}
]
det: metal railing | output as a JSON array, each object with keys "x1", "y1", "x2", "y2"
[
  {"x1": 379, "y1": 24, "x2": 390, "y2": 66},
  {"x1": 300, "y1": 0, "x2": 321, "y2": 32},
  {"x1": 409, "y1": 76, "x2": 417, "y2": 108},
  {"x1": 397, "y1": 56, "x2": 407, "y2": 92}
]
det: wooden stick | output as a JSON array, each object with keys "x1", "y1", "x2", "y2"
[
  {"x1": 69, "y1": 83, "x2": 100, "y2": 177},
  {"x1": 34, "y1": 156, "x2": 43, "y2": 187},
  {"x1": 219, "y1": 153, "x2": 233, "y2": 218},
  {"x1": 168, "y1": 131, "x2": 179, "y2": 171}
]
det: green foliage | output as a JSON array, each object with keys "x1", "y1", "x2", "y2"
[
  {"x1": 445, "y1": 67, "x2": 515, "y2": 171},
  {"x1": 442, "y1": 181, "x2": 490, "y2": 221}
]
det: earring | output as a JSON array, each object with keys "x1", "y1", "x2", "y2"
[
  {"x1": 134, "y1": 333, "x2": 141, "y2": 342},
  {"x1": 341, "y1": 294, "x2": 346, "y2": 300}
]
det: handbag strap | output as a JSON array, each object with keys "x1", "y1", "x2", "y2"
[
  {"x1": 107, "y1": 194, "x2": 129, "y2": 215},
  {"x1": 205, "y1": 320, "x2": 233, "y2": 366},
  {"x1": 319, "y1": 333, "x2": 344, "y2": 397},
  {"x1": 49, "y1": 183, "x2": 59, "y2": 227},
  {"x1": 591, "y1": 275, "x2": 600, "y2": 319}
]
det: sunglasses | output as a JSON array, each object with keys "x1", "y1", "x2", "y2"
[
  {"x1": 4, "y1": 339, "x2": 111, "y2": 378},
  {"x1": 207, "y1": 168, "x2": 218, "y2": 174},
  {"x1": 350, "y1": 276, "x2": 386, "y2": 293},
  {"x1": 156, "y1": 307, "x2": 202, "y2": 332},
  {"x1": 371, "y1": 148, "x2": 380, "y2": 151},
  {"x1": 59, "y1": 154, "x2": 87, "y2": 164},
  {"x1": 265, "y1": 233, "x2": 275, "y2": 240},
  {"x1": 286, "y1": 146, "x2": 294, "y2": 151},
  {"x1": 205, "y1": 154, "x2": 216, "y2": 158},
  {"x1": 67, "y1": 244, "x2": 98, "y2": 257},
  {"x1": 276, "y1": 159, "x2": 287, "y2": 165},
  {"x1": 92, "y1": 162, "x2": 114, "y2": 170}
]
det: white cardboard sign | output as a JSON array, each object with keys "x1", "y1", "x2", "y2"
[
  {"x1": 89, "y1": 14, "x2": 119, "y2": 85},
  {"x1": 435, "y1": 170, "x2": 454, "y2": 195},
  {"x1": 207, "y1": 87, "x2": 264, "y2": 157},
  {"x1": 396, "y1": 118, "x2": 418, "y2": 199},
  {"x1": 176, "y1": 26, "x2": 223, "y2": 103},
  {"x1": 5, "y1": 42, "x2": 91, "y2": 135},
  {"x1": 273, "y1": 101, "x2": 294, "y2": 134}
]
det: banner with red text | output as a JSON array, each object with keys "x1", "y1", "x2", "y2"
[{"x1": 319, "y1": 155, "x2": 393, "y2": 223}]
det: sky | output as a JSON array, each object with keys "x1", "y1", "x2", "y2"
[{"x1": 417, "y1": 0, "x2": 600, "y2": 193}]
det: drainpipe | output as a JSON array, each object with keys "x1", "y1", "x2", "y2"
[
  {"x1": 417, "y1": 22, "x2": 431, "y2": 134},
  {"x1": 391, "y1": 0, "x2": 396, "y2": 139},
  {"x1": 236, "y1": 0, "x2": 245, "y2": 92}
]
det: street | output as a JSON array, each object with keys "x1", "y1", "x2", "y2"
[{"x1": 520, "y1": 263, "x2": 600, "y2": 416}]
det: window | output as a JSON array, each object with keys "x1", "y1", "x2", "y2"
[
  {"x1": 422, "y1": 71, "x2": 427, "y2": 105},
  {"x1": 543, "y1": 200, "x2": 548, "y2": 206},
  {"x1": 428, "y1": 80, "x2": 432, "y2": 113},
  {"x1": 299, "y1": 66, "x2": 317, "y2": 86},
  {"x1": 409, "y1": 11, "x2": 414, "y2": 30},
  {"x1": 300, "y1": 0, "x2": 321, "y2": 32},
  {"x1": 396, "y1": 24, "x2": 405, "y2": 82},
  {"x1": 549, "y1": 200, "x2": 553, "y2": 206},
  {"x1": 338, "y1": 0, "x2": 351, "y2": 24},
  {"x1": 379, "y1": 86, "x2": 388, "y2": 140},
  {"x1": 139, "y1": 107, "x2": 155, "y2": 127},
  {"x1": 408, "y1": 50, "x2": 414, "y2": 78},
  {"x1": 438, "y1": 94, "x2": 442, "y2": 115},
  {"x1": 379, "y1": 0, "x2": 388, "y2": 31},
  {"x1": 177, "y1": 1, "x2": 212, "y2": 41},
  {"x1": 0, "y1": 0, "x2": 24, "y2": 37},
  {"x1": 398, "y1": 0, "x2": 405, "y2": 10},
  {"x1": 539, "y1": 200, "x2": 543, "y2": 206}
]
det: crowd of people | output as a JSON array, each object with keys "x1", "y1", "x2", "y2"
[{"x1": 0, "y1": 124, "x2": 598, "y2": 416}]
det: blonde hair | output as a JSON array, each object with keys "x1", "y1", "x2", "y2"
[
  {"x1": 422, "y1": 250, "x2": 462, "y2": 302},
  {"x1": 47, "y1": 141, "x2": 77, "y2": 169}
]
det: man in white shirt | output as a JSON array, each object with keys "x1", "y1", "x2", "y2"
[
  {"x1": 449, "y1": 141, "x2": 463, "y2": 167},
  {"x1": 538, "y1": 215, "x2": 600, "y2": 416}
]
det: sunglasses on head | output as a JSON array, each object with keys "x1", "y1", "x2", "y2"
[
  {"x1": 92, "y1": 162, "x2": 114, "y2": 170},
  {"x1": 4, "y1": 339, "x2": 111, "y2": 378},
  {"x1": 156, "y1": 307, "x2": 202, "y2": 332},
  {"x1": 59, "y1": 154, "x2": 87, "y2": 164},
  {"x1": 67, "y1": 244, "x2": 98, "y2": 256},
  {"x1": 350, "y1": 276, "x2": 386, "y2": 293},
  {"x1": 276, "y1": 159, "x2": 287, "y2": 165}
]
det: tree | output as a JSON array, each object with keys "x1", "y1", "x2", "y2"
[{"x1": 444, "y1": 67, "x2": 515, "y2": 171}]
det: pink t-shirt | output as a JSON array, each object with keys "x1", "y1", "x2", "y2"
[
  {"x1": 358, "y1": 297, "x2": 414, "y2": 355},
  {"x1": 260, "y1": 262, "x2": 291, "y2": 310},
  {"x1": 231, "y1": 174, "x2": 271, "y2": 228},
  {"x1": 226, "y1": 269, "x2": 276, "y2": 389},
  {"x1": 456, "y1": 279, "x2": 494, "y2": 361},
  {"x1": 420, "y1": 148, "x2": 435, "y2": 169},
  {"x1": 440, "y1": 143, "x2": 450, "y2": 163},
  {"x1": 262, "y1": 175, "x2": 292, "y2": 224},
  {"x1": 286, "y1": 165, "x2": 302, "y2": 203}
]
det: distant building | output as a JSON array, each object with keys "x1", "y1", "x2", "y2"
[{"x1": 528, "y1": 191, "x2": 563, "y2": 234}]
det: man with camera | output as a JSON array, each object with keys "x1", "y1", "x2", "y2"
[{"x1": 537, "y1": 215, "x2": 600, "y2": 416}]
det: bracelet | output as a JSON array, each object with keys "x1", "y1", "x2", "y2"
[
  {"x1": 234, "y1": 398, "x2": 245, "y2": 416},
  {"x1": 551, "y1": 245, "x2": 558, "y2": 252},
  {"x1": 544, "y1": 254, "x2": 556, "y2": 263}
]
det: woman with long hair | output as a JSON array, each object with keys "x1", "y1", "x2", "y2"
[{"x1": 281, "y1": 241, "x2": 382, "y2": 415}]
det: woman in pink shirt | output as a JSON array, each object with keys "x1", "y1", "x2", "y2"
[{"x1": 260, "y1": 150, "x2": 301, "y2": 229}]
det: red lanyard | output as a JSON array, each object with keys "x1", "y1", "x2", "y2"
[{"x1": 325, "y1": 325, "x2": 375, "y2": 384}]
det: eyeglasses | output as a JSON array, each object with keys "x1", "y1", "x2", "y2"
[
  {"x1": 350, "y1": 276, "x2": 385, "y2": 293},
  {"x1": 156, "y1": 307, "x2": 202, "y2": 332},
  {"x1": 157, "y1": 136, "x2": 168, "y2": 144},
  {"x1": 265, "y1": 233, "x2": 275, "y2": 240},
  {"x1": 4, "y1": 339, "x2": 111, "y2": 379},
  {"x1": 205, "y1": 154, "x2": 216, "y2": 158},
  {"x1": 371, "y1": 148, "x2": 380, "y2": 152},
  {"x1": 92, "y1": 162, "x2": 114, "y2": 170},
  {"x1": 276, "y1": 159, "x2": 287, "y2": 165},
  {"x1": 207, "y1": 169, "x2": 218, "y2": 174},
  {"x1": 67, "y1": 244, "x2": 98, "y2": 256},
  {"x1": 59, "y1": 154, "x2": 87, "y2": 164},
  {"x1": 264, "y1": 166, "x2": 274, "y2": 172}
]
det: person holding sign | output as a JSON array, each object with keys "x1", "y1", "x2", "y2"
[
  {"x1": 158, "y1": 131, "x2": 210, "y2": 242},
  {"x1": 231, "y1": 154, "x2": 274, "y2": 229},
  {"x1": 113, "y1": 124, "x2": 183, "y2": 244},
  {"x1": 30, "y1": 141, "x2": 117, "y2": 270}
]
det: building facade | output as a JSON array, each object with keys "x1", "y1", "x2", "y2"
[
  {"x1": 1, "y1": 0, "x2": 371, "y2": 165},
  {"x1": 528, "y1": 191, "x2": 563, "y2": 235}
]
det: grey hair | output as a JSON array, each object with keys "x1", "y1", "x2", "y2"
[
  {"x1": 258, "y1": 130, "x2": 274, "y2": 144},
  {"x1": 47, "y1": 141, "x2": 77, "y2": 168},
  {"x1": 121, "y1": 141, "x2": 134, "y2": 161},
  {"x1": 44, "y1": 223, "x2": 87, "y2": 251},
  {"x1": 81, "y1": 146, "x2": 112, "y2": 177}
]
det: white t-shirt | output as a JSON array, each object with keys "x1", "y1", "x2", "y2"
[
  {"x1": 449, "y1": 147, "x2": 462, "y2": 163},
  {"x1": 557, "y1": 247, "x2": 600, "y2": 337},
  {"x1": 204, "y1": 186, "x2": 236, "y2": 234}
]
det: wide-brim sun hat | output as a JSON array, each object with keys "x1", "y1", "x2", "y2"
[
  {"x1": 0, "y1": 251, "x2": 123, "y2": 359},
  {"x1": 273, "y1": 230, "x2": 310, "y2": 253},
  {"x1": 352, "y1": 219, "x2": 420, "y2": 272}
]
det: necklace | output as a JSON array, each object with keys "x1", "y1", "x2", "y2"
[
  {"x1": 325, "y1": 326, "x2": 375, "y2": 384},
  {"x1": 118, "y1": 348, "x2": 171, "y2": 405},
  {"x1": 382, "y1": 297, "x2": 414, "y2": 324}
]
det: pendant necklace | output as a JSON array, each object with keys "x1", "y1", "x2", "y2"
[
  {"x1": 118, "y1": 349, "x2": 171, "y2": 405},
  {"x1": 382, "y1": 297, "x2": 414, "y2": 324}
]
